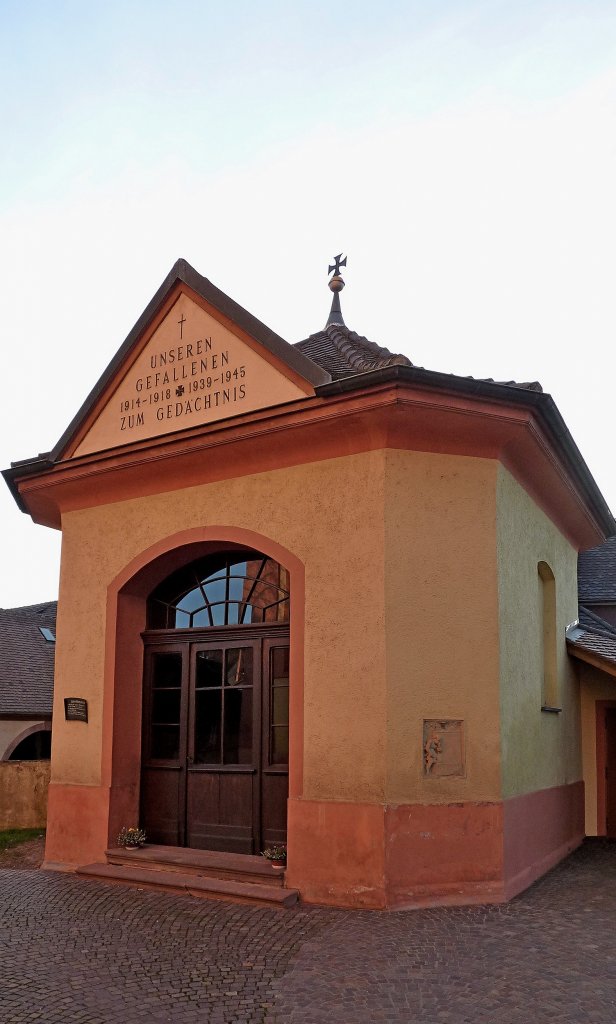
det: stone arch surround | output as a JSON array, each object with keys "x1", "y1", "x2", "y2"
[{"x1": 102, "y1": 526, "x2": 306, "y2": 849}]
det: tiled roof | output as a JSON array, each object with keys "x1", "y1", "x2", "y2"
[
  {"x1": 0, "y1": 601, "x2": 57, "y2": 715},
  {"x1": 295, "y1": 324, "x2": 544, "y2": 392},
  {"x1": 567, "y1": 604, "x2": 616, "y2": 671},
  {"x1": 567, "y1": 627, "x2": 616, "y2": 669},
  {"x1": 578, "y1": 605, "x2": 616, "y2": 637},
  {"x1": 295, "y1": 324, "x2": 412, "y2": 380},
  {"x1": 578, "y1": 536, "x2": 616, "y2": 603},
  {"x1": 466, "y1": 376, "x2": 543, "y2": 393}
]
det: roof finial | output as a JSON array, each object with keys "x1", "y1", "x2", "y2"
[{"x1": 326, "y1": 253, "x2": 347, "y2": 328}]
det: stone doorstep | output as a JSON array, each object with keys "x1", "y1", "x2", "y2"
[
  {"x1": 77, "y1": 862, "x2": 299, "y2": 908},
  {"x1": 105, "y1": 844, "x2": 286, "y2": 887}
]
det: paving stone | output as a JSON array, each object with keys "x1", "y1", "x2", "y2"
[{"x1": 1, "y1": 841, "x2": 616, "y2": 1021}]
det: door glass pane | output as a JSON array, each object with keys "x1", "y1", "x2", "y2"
[
  {"x1": 271, "y1": 725, "x2": 289, "y2": 765},
  {"x1": 195, "y1": 689, "x2": 222, "y2": 763},
  {"x1": 195, "y1": 649, "x2": 223, "y2": 687},
  {"x1": 226, "y1": 648, "x2": 253, "y2": 687},
  {"x1": 269, "y1": 647, "x2": 289, "y2": 765},
  {"x1": 272, "y1": 686, "x2": 289, "y2": 726},
  {"x1": 149, "y1": 652, "x2": 182, "y2": 760},
  {"x1": 272, "y1": 647, "x2": 289, "y2": 684},
  {"x1": 152, "y1": 652, "x2": 182, "y2": 689},
  {"x1": 152, "y1": 689, "x2": 181, "y2": 724},
  {"x1": 151, "y1": 725, "x2": 180, "y2": 760},
  {"x1": 223, "y1": 688, "x2": 253, "y2": 764}
]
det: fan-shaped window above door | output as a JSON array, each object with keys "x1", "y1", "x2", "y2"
[{"x1": 147, "y1": 552, "x2": 290, "y2": 630}]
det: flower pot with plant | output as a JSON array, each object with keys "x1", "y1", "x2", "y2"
[
  {"x1": 261, "y1": 843, "x2": 287, "y2": 868},
  {"x1": 117, "y1": 826, "x2": 147, "y2": 850}
]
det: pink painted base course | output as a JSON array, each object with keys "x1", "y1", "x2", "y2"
[
  {"x1": 45, "y1": 782, "x2": 584, "y2": 907},
  {"x1": 502, "y1": 780, "x2": 584, "y2": 899},
  {"x1": 286, "y1": 783, "x2": 584, "y2": 909}
]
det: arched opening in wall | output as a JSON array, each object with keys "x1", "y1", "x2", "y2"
[
  {"x1": 140, "y1": 549, "x2": 290, "y2": 854},
  {"x1": 538, "y1": 561, "x2": 558, "y2": 709},
  {"x1": 7, "y1": 728, "x2": 51, "y2": 761}
]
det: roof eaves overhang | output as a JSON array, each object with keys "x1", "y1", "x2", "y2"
[
  {"x1": 3, "y1": 456, "x2": 54, "y2": 514},
  {"x1": 566, "y1": 637, "x2": 616, "y2": 678},
  {"x1": 0, "y1": 711, "x2": 53, "y2": 720},
  {"x1": 317, "y1": 364, "x2": 616, "y2": 541}
]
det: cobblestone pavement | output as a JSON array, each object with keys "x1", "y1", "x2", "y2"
[{"x1": 1, "y1": 841, "x2": 615, "y2": 1024}]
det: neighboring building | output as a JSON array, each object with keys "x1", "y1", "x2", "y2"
[
  {"x1": 0, "y1": 602, "x2": 56, "y2": 760},
  {"x1": 3, "y1": 258, "x2": 615, "y2": 909},
  {"x1": 567, "y1": 539, "x2": 616, "y2": 840}
]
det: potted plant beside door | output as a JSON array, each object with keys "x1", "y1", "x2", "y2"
[
  {"x1": 117, "y1": 826, "x2": 147, "y2": 850},
  {"x1": 261, "y1": 844, "x2": 287, "y2": 869}
]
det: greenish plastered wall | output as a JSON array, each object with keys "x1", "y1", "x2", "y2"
[{"x1": 496, "y1": 465, "x2": 581, "y2": 799}]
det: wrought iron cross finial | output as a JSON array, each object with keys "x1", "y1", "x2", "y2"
[{"x1": 328, "y1": 253, "x2": 347, "y2": 277}]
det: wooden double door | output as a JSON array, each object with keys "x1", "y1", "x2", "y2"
[{"x1": 140, "y1": 626, "x2": 289, "y2": 854}]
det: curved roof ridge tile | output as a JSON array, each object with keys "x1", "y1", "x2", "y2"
[{"x1": 326, "y1": 324, "x2": 412, "y2": 373}]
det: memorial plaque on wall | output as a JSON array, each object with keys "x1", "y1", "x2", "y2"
[{"x1": 64, "y1": 697, "x2": 88, "y2": 722}]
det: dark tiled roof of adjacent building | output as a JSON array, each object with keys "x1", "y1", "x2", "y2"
[
  {"x1": 567, "y1": 601, "x2": 616, "y2": 671},
  {"x1": 567, "y1": 625, "x2": 616, "y2": 668},
  {"x1": 578, "y1": 536, "x2": 616, "y2": 603},
  {"x1": 568, "y1": 535, "x2": 616, "y2": 672},
  {"x1": 578, "y1": 605, "x2": 616, "y2": 637},
  {"x1": 0, "y1": 601, "x2": 57, "y2": 715}
]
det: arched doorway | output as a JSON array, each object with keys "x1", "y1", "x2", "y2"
[{"x1": 140, "y1": 549, "x2": 290, "y2": 854}]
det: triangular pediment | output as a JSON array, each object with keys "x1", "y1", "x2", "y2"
[{"x1": 57, "y1": 260, "x2": 329, "y2": 460}]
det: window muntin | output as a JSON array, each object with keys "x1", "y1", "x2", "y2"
[
  {"x1": 148, "y1": 554, "x2": 290, "y2": 630},
  {"x1": 193, "y1": 647, "x2": 254, "y2": 765},
  {"x1": 149, "y1": 651, "x2": 182, "y2": 760},
  {"x1": 269, "y1": 646, "x2": 289, "y2": 766}
]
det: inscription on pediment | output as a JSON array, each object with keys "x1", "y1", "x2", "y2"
[{"x1": 73, "y1": 293, "x2": 308, "y2": 457}]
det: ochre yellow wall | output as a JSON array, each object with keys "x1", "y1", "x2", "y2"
[
  {"x1": 579, "y1": 663, "x2": 616, "y2": 835},
  {"x1": 384, "y1": 450, "x2": 502, "y2": 803},
  {"x1": 52, "y1": 450, "x2": 388, "y2": 802},
  {"x1": 496, "y1": 466, "x2": 580, "y2": 799},
  {"x1": 51, "y1": 449, "x2": 585, "y2": 826}
]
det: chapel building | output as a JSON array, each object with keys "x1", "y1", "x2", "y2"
[{"x1": 4, "y1": 258, "x2": 615, "y2": 908}]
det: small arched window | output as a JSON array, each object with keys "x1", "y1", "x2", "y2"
[
  {"x1": 148, "y1": 552, "x2": 290, "y2": 630},
  {"x1": 538, "y1": 561, "x2": 558, "y2": 708}
]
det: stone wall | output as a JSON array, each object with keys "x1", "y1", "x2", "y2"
[{"x1": 0, "y1": 761, "x2": 50, "y2": 829}]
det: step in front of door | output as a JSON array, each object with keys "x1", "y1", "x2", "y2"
[
  {"x1": 77, "y1": 862, "x2": 299, "y2": 908},
  {"x1": 105, "y1": 844, "x2": 286, "y2": 886}
]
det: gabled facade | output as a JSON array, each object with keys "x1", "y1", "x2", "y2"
[{"x1": 4, "y1": 259, "x2": 614, "y2": 908}]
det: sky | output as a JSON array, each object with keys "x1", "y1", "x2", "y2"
[{"x1": 1, "y1": 0, "x2": 616, "y2": 606}]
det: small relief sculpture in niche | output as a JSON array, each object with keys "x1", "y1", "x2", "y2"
[{"x1": 423, "y1": 719, "x2": 464, "y2": 777}]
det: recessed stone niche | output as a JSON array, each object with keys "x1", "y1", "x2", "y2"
[{"x1": 423, "y1": 719, "x2": 465, "y2": 778}]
